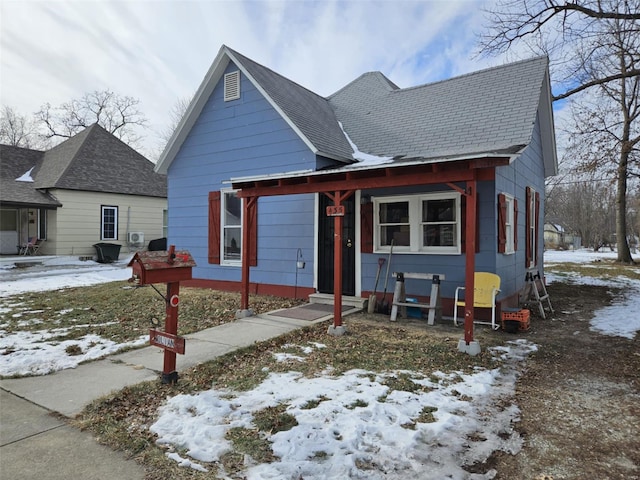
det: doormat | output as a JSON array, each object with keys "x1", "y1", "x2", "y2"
[{"x1": 272, "y1": 303, "x2": 356, "y2": 321}]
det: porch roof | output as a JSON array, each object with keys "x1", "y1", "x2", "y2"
[{"x1": 230, "y1": 151, "x2": 515, "y2": 197}]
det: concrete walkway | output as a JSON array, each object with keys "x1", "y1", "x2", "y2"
[{"x1": 0, "y1": 311, "x2": 332, "y2": 480}]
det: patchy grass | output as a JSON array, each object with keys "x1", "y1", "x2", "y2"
[
  {"x1": 0, "y1": 281, "x2": 304, "y2": 346},
  {"x1": 74, "y1": 317, "x2": 503, "y2": 479},
  {"x1": 545, "y1": 259, "x2": 640, "y2": 282}
]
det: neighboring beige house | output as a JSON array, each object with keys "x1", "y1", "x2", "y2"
[
  {"x1": 0, "y1": 124, "x2": 167, "y2": 258},
  {"x1": 544, "y1": 222, "x2": 581, "y2": 250}
]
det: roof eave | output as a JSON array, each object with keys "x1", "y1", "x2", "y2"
[
  {"x1": 155, "y1": 46, "x2": 335, "y2": 174},
  {"x1": 228, "y1": 151, "x2": 517, "y2": 187},
  {"x1": 539, "y1": 67, "x2": 559, "y2": 177},
  {"x1": 155, "y1": 47, "x2": 231, "y2": 174}
]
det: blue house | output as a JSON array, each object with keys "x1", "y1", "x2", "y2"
[{"x1": 156, "y1": 46, "x2": 557, "y2": 344}]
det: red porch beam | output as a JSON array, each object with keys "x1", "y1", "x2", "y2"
[{"x1": 237, "y1": 169, "x2": 475, "y2": 198}]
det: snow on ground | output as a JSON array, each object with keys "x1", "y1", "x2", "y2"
[
  {"x1": 1, "y1": 249, "x2": 639, "y2": 477},
  {"x1": 0, "y1": 329, "x2": 147, "y2": 376},
  {"x1": 0, "y1": 255, "x2": 137, "y2": 376},
  {"x1": 151, "y1": 340, "x2": 537, "y2": 479},
  {"x1": 0, "y1": 255, "x2": 132, "y2": 297},
  {"x1": 544, "y1": 249, "x2": 640, "y2": 339}
]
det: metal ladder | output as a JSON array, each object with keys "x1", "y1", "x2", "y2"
[{"x1": 522, "y1": 270, "x2": 554, "y2": 319}]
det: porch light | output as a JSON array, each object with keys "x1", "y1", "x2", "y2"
[{"x1": 296, "y1": 248, "x2": 305, "y2": 269}]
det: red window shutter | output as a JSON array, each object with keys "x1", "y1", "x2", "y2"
[
  {"x1": 525, "y1": 187, "x2": 532, "y2": 266},
  {"x1": 534, "y1": 191, "x2": 540, "y2": 266},
  {"x1": 513, "y1": 198, "x2": 518, "y2": 251},
  {"x1": 208, "y1": 191, "x2": 221, "y2": 264},
  {"x1": 249, "y1": 199, "x2": 258, "y2": 267},
  {"x1": 497, "y1": 193, "x2": 507, "y2": 253},
  {"x1": 361, "y1": 202, "x2": 374, "y2": 254}
]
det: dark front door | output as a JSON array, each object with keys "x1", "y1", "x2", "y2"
[{"x1": 318, "y1": 193, "x2": 356, "y2": 296}]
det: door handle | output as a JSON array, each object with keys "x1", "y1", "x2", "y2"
[{"x1": 346, "y1": 239, "x2": 353, "y2": 248}]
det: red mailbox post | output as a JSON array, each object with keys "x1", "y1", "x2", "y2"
[{"x1": 128, "y1": 245, "x2": 196, "y2": 384}]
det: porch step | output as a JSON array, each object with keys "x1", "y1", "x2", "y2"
[{"x1": 308, "y1": 293, "x2": 367, "y2": 310}]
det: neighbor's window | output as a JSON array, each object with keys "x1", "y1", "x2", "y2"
[
  {"x1": 162, "y1": 209, "x2": 168, "y2": 238},
  {"x1": 375, "y1": 192, "x2": 461, "y2": 254},
  {"x1": 222, "y1": 190, "x2": 242, "y2": 263},
  {"x1": 101, "y1": 206, "x2": 118, "y2": 240}
]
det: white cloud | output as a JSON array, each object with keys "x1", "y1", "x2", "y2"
[{"x1": 2, "y1": 0, "x2": 524, "y2": 159}]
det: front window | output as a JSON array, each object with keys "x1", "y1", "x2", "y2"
[
  {"x1": 101, "y1": 206, "x2": 118, "y2": 240},
  {"x1": 375, "y1": 192, "x2": 461, "y2": 254},
  {"x1": 222, "y1": 190, "x2": 242, "y2": 263},
  {"x1": 422, "y1": 198, "x2": 457, "y2": 247}
]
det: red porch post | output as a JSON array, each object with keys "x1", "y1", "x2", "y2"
[
  {"x1": 240, "y1": 197, "x2": 256, "y2": 313},
  {"x1": 325, "y1": 190, "x2": 353, "y2": 334},
  {"x1": 333, "y1": 206, "x2": 343, "y2": 327},
  {"x1": 463, "y1": 179, "x2": 477, "y2": 346}
]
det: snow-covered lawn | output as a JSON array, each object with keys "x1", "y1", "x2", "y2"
[
  {"x1": 544, "y1": 249, "x2": 640, "y2": 339},
  {"x1": 1, "y1": 249, "x2": 639, "y2": 478},
  {"x1": 151, "y1": 340, "x2": 536, "y2": 479},
  {"x1": 0, "y1": 255, "x2": 136, "y2": 376}
]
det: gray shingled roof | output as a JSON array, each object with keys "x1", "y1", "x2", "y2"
[
  {"x1": 0, "y1": 145, "x2": 61, "y2": 208},
  {"x1": 227, "y1": 48, "x2": 355, "y2": 162},
  {"x1": 36, "y1": 124, "x2": 166, "y2": 197},
  {"x1": 329, "y1": 57, "x2": 549, "y2": 161},
  {"x1": 1, "y1": 125, "x2": 166, "y2": 209},
  {"x1": 157, "y1": 47, "x2": 554, "y2": 176}
]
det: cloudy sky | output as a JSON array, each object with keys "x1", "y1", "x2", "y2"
[{"x1": 1, "y1": 0, "x2": 540, "y2": 160}]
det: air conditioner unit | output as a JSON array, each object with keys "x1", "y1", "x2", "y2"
[{"x1": 128, "y1": 232, "x2": 145, "y2": 244}]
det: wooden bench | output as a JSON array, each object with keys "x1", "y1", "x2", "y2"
[{"x1": 390, "y1": 272, "x2": 445, "y2": 325}]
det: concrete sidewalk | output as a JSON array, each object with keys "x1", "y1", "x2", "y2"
[{"x1": 0, "y1": 312, "x2": 330, "y2": 480}]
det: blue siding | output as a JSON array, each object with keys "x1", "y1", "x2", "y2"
[
  {"x1": 167, "y1": 61, "x2": 316, "y2": 286},
  {"x1": 495, "y1": 114, "x2": 547, "y2": 298},
  {"x1": 359, "y1": 115, "x2": 547, "y2": 302},
  {"x1": 166, "y1": 59, "x2": 550, "y2": 303},
  {"x1": 359, "y1": 181, "x2": 496, "y2": 299}
]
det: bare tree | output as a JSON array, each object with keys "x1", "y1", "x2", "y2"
[
  {"x1": 481, "y1": 0, "x2": 640, "y2": 263},
  {"x1": 35, "y1": 90, "x2": 148, "y2": 148},
  {"x1": 546, "y1": 181, "x2": 615, "y2": 250},
  {"x1": 0, "y1": 106, "x2": 48, "y2": 149},
  {"x1": 159, "y1": 95, "x2": 192, "y2": 146}
]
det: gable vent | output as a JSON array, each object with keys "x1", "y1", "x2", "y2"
[{"x1": 224, "y1": 71, "x2": 241, "y2": 101}]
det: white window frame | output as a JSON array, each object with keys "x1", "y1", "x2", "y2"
[
  {"x1": 528, "y1": 187, "x2": 537, "y2": 268},
  {"x1": 162, "y1": 209, "x2": 168, "y2": 238},
  {"x1": 373, "y1": 192, "x2": 461, "y2": 254},
  {"x1": 504, "y1": 193, "x2": 516, "y2": 255},
  {"x1": 101, "y1": 205, "x2": 118, "y2": 241},
  {"x1": 221, "y1": 189, "x2": 242, "y2": 266}
]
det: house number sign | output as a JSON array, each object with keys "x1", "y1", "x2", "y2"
[{"x1": 326, "y1": 205, "x2": 345, "y2": 217}]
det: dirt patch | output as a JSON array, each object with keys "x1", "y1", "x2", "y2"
[{"x1": 490, "y1": 282, "x2": 640, "y2": 480}]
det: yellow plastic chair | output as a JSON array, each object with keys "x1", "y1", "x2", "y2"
[{"x1": 453, "y1": 272, "x2": 501, "y2": 330}]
